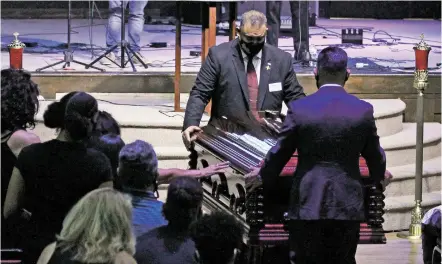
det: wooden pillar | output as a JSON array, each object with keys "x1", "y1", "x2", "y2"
[
  {"x1": 202, "y1": 2, "x2": 217, "y2": 115},
  {"x1": 174, "y1": 2, "x2": 182, "y2": 112},
  {"x1": 229, "y1": 2, "x2": 238, "y2": 41}
]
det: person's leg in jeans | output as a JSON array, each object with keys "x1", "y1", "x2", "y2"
[
  {"x1": 266, "y1": 1, "x2": 282, "y2": 47},
  {"x1": 128, "y1": 0, "x2": 147, "y2": 62},
  {"x1": 106, "y1": 0, "x2": 125, "y2": 56},
  {"x1": 289, "y1": 0, "x2": 309, "y2": 61}
]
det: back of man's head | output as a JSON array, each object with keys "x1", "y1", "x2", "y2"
[
  {"x1": 316, "y1": 46, "x2": 348, "y2": 85},
  {"x1": 162, "y1": 177, "x2": 203, "y2": 230},
  {"x1": 190, "y1": 212, "x2": 244, "y2": 264},
  {"x1": 118, "y1": 140, "x2": 158, "y2": 191}
]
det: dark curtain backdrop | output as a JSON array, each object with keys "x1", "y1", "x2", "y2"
[{"x1": 1, "y1": 1, "x2": 441, "y2": 21}]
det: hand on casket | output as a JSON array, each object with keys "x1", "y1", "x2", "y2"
[
  {"x1": 245, "y1": 167, "x2": 262, "y2": 197},
  {"x1": 200, "y1": 161, "x2": 230, "y2": 178}
]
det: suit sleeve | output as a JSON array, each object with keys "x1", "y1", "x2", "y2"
[
  {"x1": 283, "y1": 54, "x2": 306, "y2": 104},
  {"x1": 259, "y1": 105, "x2": 298, "y2": 187},
  {"x1": 183, "y1": 48, "x2": 219, "y2": 131},
  {"x1": 361, "y1": 105, "x2": 386, "y2": 184}
]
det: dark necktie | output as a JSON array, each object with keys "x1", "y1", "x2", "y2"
[{"x1": 246, "y1": 56, "x2": 259, "y2": 115}]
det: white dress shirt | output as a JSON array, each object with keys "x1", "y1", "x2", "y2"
[{"x1": 241, "y1": 50, "x2": 262, "y2": 85}]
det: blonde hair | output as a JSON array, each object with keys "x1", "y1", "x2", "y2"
[{"x1": 56, "y1": 188, "x2": 135, "y2": 263}]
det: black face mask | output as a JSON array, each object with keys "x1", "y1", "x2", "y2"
[{"x1": 240, "y1": 37, "x2": 265, "y2": 57}]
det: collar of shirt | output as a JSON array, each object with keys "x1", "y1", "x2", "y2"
[
  {"x1": 319, "y1": 84, "x2": 343, "y2": 89},
  {"x1": 241, "y1": 49, "x2": 262, "y2": 61}
]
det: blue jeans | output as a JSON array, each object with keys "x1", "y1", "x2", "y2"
[{"x1": 106, "y1": 0, "x2": 148, "y2": 54}]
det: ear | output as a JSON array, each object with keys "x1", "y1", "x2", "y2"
[
  {"x1": 313, "y1": 68, "x2": 318, "y2": 77},
  {"x1": 346, "y1": 68, "x2": 351, "y2": 76},
  {"x1": 116, "y1": 166, "x2": 120, "y2": 176}
]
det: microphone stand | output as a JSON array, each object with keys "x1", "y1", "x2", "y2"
[
  {"x1": 85, "y1": 1, "x2": 148, "y2": 72},
  {"x1": 36, "y1": 0, "x2": 104, "y2": 72}
]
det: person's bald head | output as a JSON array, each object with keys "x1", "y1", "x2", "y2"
[
  {"x1": 240, "y1": 10, "x2": 267, "y2": 36},
  {"x1": 314, "y1": 46, "x2": 350, "y2": 88}
]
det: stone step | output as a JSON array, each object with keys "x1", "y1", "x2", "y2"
[
  {"x1": 385, "y1": 156, "x2": 441, "y2": 197},
  {"x1": 383, "y1": 191, "x2": 441, "y2": 231},
  {"x1": 380, "y1": 123, "x2": 441, "y2": 167}
]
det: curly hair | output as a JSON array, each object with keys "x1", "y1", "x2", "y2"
[
  {"x1": 190, "y1": 212, "x2": 244, "y2": 264},
  {"x1": 1, "y1": 69, "x2": 40, "y2": 132}
]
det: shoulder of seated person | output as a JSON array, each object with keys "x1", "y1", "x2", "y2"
[{"x1": 8, "y1": 130, "x2": 40, "y2": 151}]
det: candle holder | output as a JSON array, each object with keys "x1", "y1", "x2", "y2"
[
  {"x1": 8, "y1": 32, "x2": 26, "y2": 70},
  {"x1": 398, "y1": 34, "x2": 431, "y2": 241}
]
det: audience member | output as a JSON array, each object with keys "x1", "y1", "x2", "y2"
[
  {"x1": 86, "y1": 110, "x2": 230, "y2": 185},
  {"x1": 190, "y1": 212, "x2": 244, "y2": 264},
  {"x1": 94, "y1": 110, "x2": 121, "y2": 136},
  {"x1": 118, "y1": 140, "x2": 168, "y2": 236},
  {"x1": 36, "y1": 188, "x2": 136, "y2": 264},
  {"x1": 135, "y1": 177, "x2": 204, "y2": 264},
  {"x1": 3, "y1": 92, "x2": 113, "y2": 264},
  {"x1": 88, "y1": 133, "x2": 125, "y2": 181},
  {"x1": 1, "y1": 69, "x2": 41, "y2": 248},
  {"x1": 422, "y1": 205, "x2": 441, "y2": 264}
]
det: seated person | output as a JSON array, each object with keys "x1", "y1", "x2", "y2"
[
  {"x1": 190, "y1": 212, "x2": 244, "y2": 264},
  {"x1": 36, "y1": 188, "x2": 135, "y2": 264},
  {"x1": 118, "y1": 140, "x2": 168, "y2": 236},
  {"x1": 3, "y1": 92, "x2": 113, "y2": 264},
  {"x1": 87, "y1": 111, "x2": 230, "y2": 185},
  {"x1": 422, "y1": 205, "x2": 441, "y2": 264},
  {"x1": 1, "y1": 69, "x2": 41, "y2": 248},
  {"x1": 135, "y1": 177, "x2": 203, "y2": 264}
]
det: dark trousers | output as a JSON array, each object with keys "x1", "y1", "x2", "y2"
[
  {"x1": 422, "y1": 224, "x2": 441, "y2": 264},
  {"x1": 288, "y1": 220, "x2": 360, "y2": 264},
  {"x1": 266, "y1": 1, "x2": 309, "y2": 59}
]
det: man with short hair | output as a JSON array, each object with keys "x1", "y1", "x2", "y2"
[
  {"x1": 135, "y1": 177, "x2": 204, "y2": 264},
  {"x1": 182, "y1": 10, "x2": 305, "y2": 149},
  {"x1": 118, "y1": 140, "x2": 167, "y2": 236},
  {"x1": 190, "y1": 212, "x2": 244, "y2": 264},
  {"x1": 246, "y1": 46, "x2": 387, "y2": 264}
]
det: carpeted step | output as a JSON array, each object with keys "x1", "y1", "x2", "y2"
[
  {"x1": 385, "y1": 156, "x2": 441, "y2": 197},
  {"x1": 380, "y1": 123, "x2": 441, "y2": 167},
  {"x1": 383, "y1": 191, "x2": 441, "y2": 231}
]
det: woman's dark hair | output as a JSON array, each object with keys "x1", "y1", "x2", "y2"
[
  {"x1": 1, "y1": 69, "x2": 40, "y2": 132},
  {"x1": 64, "y1": 92, "x2": 98, "y2": 141},
  {"x1": 163, "y1": 177, "x2": 203, "y2": 230},
  {"x1": 43, "y1": 91, "x2": 79, "y2": 129},
  {"x1": 190, "y1": 212, "x2": 244, "y2": 264},
  {"x1": 93, "y1": 111, "x2": 121, "y2": 136},
  {"x1": 87, "y1": 134, "x2": 125, "y2": 180}
]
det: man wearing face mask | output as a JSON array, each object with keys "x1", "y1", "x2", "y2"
[{"x1": 182, "y1": 10, "x2": 305, "y2": 150}]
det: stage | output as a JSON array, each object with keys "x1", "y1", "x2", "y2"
[{"x1": 1, "y1": 18, "x2": 441, "y2": 74}]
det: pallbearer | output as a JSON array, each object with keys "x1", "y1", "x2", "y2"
[
  {"x1": 182, "y1": 10, "x2": 306, "y2": 150},
  {"x1": 246, "y1": 46, "x2": 391, "y2": 264}
]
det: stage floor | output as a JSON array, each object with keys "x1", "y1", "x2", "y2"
[{"x1": 1, "y1": 18, "x2": 441, "y2": 74}]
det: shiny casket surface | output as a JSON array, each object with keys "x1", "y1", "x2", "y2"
[{"x1": 190, "y1": 113, "x2": 387, "y2": 253}]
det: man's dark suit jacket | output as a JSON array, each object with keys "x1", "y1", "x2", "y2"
[
  {"x1": 259, "y1": 85, "x2": 386, "y2": 221},
  {"x1": 183, "y1": 38, "x2": 305, "y2": 130}
]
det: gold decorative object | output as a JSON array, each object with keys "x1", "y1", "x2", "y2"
[{"x1": 398, "y1": 34, "x2": 431, "y2": 241}]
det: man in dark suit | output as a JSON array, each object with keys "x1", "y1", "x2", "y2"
[
  {"x1": 182, "y1": 10, "x2": 305, "y2": 149},
  {"x1": 246, "y1": 47, "x2": 387, "y2": 264},
  {"x1": 266, "y1": 1, "x2": 310, "y2": 62}
]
